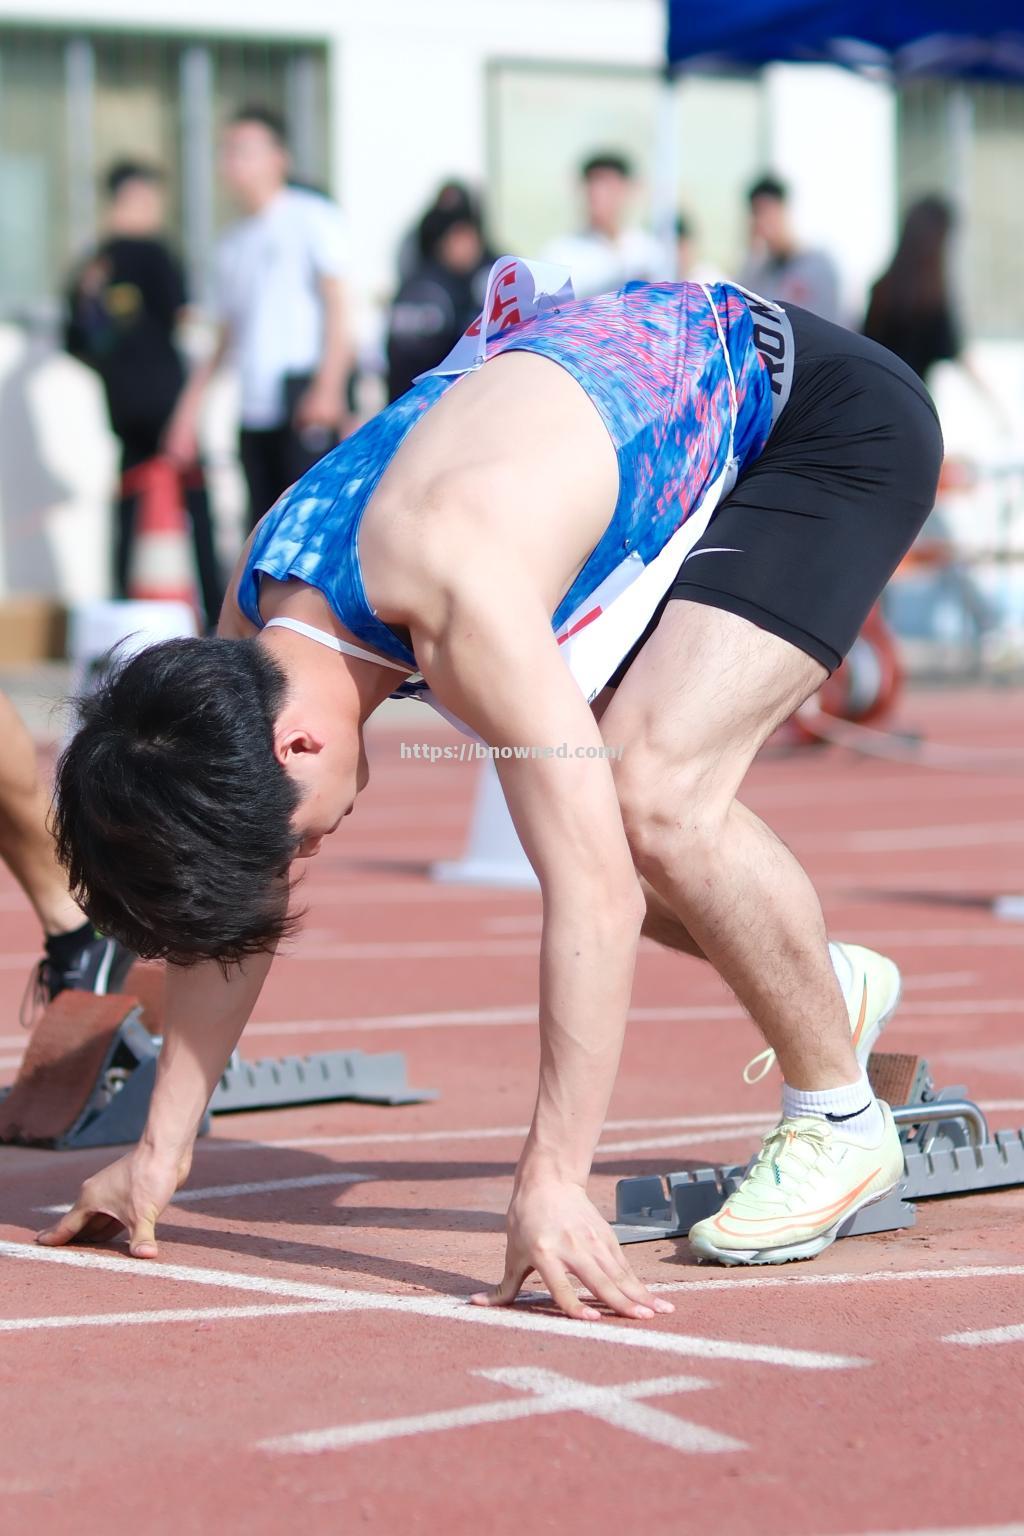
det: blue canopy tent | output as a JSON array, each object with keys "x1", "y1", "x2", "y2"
[
  {"x1": 665, "y1": 3, "x2": 1024, "y2": 80},
  {"x1": 650, "y1": 3, "x2": 1024, "y2": 264}
]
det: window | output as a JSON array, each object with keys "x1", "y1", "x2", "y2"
[
  {"x1": 898, "y1": 79, "x2": 1024, "y2": 339},
  {"x1": 0, "y1": 26, "x2": 330, "y2": 319},
  {"x1": 487, "y1": 60, "x2": 766, "y2": 276},
  {"x1": 0, "y1": 31, "x2": 69, "y2": 316}
]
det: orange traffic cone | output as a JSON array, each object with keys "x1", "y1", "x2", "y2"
[{"x1": 122, "y1": 455, "x2": 197, "y2": 609}]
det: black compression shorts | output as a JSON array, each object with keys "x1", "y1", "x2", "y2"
[{"x1": 611, "y1": 302, "x2": 944, "y2": 680}]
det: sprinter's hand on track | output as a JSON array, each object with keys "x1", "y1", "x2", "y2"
[
  {"x1": 470, "y1": 1180, "x2": 674, "y2": 1322},
  {"x1": 36, "y1": 1146, "x2": 190, "y2": 1259}
]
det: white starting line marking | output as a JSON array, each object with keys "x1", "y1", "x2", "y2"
[
  {"x1": 259, "y1": 1366, "x2": 743, "y2": 1457},
  {"x1": 942, "y1": 1322, "x2": 1024, "y2": 1347},
  {"x1": 36, "y1": 1169, "x2": 371, "y2": 1216},
  {"x1": 0, "y1": 1242, "x2": 861, "y2": 1369},
  {"x1": 0, "y1": 1302, "x2": 345, "y2": 1332},
  {"x1": 650, "y1": 1264, "x2": 1024, "y2": 1295}
]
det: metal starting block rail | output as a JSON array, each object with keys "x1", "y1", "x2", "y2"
[
  {"x1": 612, "y1": 1052, "x2": 1024, "y2": 1245},
  {"x1": 210, "y1": 1048, "x2": 437, "y2": 1113}
]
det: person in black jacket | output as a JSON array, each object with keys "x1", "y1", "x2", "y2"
[
  {"x1": 862, "y1": 196, "x2": 960, "y2": 382},
  {"x1": 385, "y1": 196, "x2": 494, "y2": 402},
  {"x1": 65, "y1": 161, "x2": 223, "y2": 625}
]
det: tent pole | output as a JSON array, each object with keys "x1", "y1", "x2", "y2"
[
  {"x1": 653, "y1": 69, "x2": 680, "y2": 275},
  {"x1": 946, "y1": 84, "x2": 974, "y2": 319}
]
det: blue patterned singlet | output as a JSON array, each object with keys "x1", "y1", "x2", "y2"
[{"x1": 237, "y1": 279, "x2": 788, "y2": 699}]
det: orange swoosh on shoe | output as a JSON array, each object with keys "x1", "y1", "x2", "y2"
[
  {"x1": 850, "y1": 979, "x2": 869, "y2": 1050},
  {"x1": 711, "y1": 1167, "x2": 882, "y2": 1239}
]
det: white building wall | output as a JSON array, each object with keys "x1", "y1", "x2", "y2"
[{"x1": 763, "y1": 64, "x2": 896, "y2": 324}]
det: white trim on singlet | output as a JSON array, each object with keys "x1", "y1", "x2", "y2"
[{"x1": 263, "y1": 616, "x2": 415, "y2": 675}]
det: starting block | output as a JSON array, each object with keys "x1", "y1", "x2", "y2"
[
  {"x1": 0, "y1": 992, "x2": 171, "y2": 1150},
  {"x1": 612, "y1": 1051, "x2": 1024, "y2": 1245},
  {"x1": 0, "y1": 966, "x2": 436, "y2": 1151},
  {"x1": 210, "y1": 1048, "x2": 435, "y2": 1113},
  {"x1": 130, "y1": 962, "x2": 436, "y2": 1115}
]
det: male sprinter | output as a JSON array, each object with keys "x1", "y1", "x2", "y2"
[{"x1": 41, "y1": 264, "x2": 942, "y2": 1306}]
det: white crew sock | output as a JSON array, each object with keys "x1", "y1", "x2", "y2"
[
  {"x1": 828, "y1": 940, "x2": 855, "y2": 1006},
  {"x1": 782, "y1": 1068, "x2": 885, "y2": 1145}
]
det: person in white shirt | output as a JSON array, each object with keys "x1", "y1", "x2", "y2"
[
  {"x1": 164, "y1": 105, "x2": 353, "y2": 534},
  {"x1": 542, "y1": 151, "x2": 670, "y2": 299}
]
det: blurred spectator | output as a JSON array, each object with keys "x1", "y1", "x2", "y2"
[
  {"x1": 739, "y1": 175, "x2": 840, "y2": 322},
  {"x1": 396, "y1": 180, "x2": 486, "y2": 284},
  {"x1": 862, "y1": 196, "x2": 961, "y2": 382},
  {"x1": 674, "y1": 213, "x2": 723, "y2": 285},
  {"x1": 164, "y1": 105, "x2": 353, "y2": 533},
  {"x1": 386, "y1": 200, "x2": 494, "y2": 402},
  {"x1": 64, "y1": 160, "x2": 223, "y2": 625},
  {"x1": 864, "y1": 195, "x2": 1008, "y2": 435},
  {"x1": 543, "y1": 151, "x2": 668, "y2": 298}
]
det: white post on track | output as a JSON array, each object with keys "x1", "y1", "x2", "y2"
[{"x1": 431, "y1": 760, "x2": 539, "y2": 889}]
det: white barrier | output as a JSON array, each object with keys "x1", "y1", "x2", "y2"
[
  {"x1": 431, "y1": 760, "x2": 539, "y2": 889},
  {"x1": 65, "y1": 599, "x2": 198, "y2": 736}
]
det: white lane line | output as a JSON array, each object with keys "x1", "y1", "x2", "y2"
[
  {"x1": 238, "y1": 994, "x2": 1021, "y2": 1039},
  {"x1": 829, "y1": 1527, "x2": 1024, "y2": 1536},
  {"x1": 833, "y1": 931, "x2": 1024, "y2": 949},
  {"x1": 243, "y1": 1003, "x2": 742, "y2": 1036},
  {"x1": 942, "y1": 1323, "x2": 1024, "y2": 1347},
  {"x1": 36, "y1": 1169, "x2": 371, "y2": 1216},
  {"x1": 0, "y1": 1240, "x2": 369, "y2": 1303},
  {"x1": 260, "y1": 1366, "x2": 742, "y2": 1457},
  {"x1": 290, "y1": 940, "x2": 543, "y2": 962},
  {"x1": 901, "y1": 999, "x2": 1022, "y2": 1017},
  {"x1": 812, "y1": 821, "x2": 1024, "y2": 853},
  {"x1": 0, "y1": 1242, "x2": 861, "y2": 1369},
  {"x1": 0, "y1": 1303, "x2": 347, "y2": 1332},
  {"x1": 168, "y1": 1171, "x2": 369, "y2": 1202},
  {"x1": 0, "y1": 971, "x2": 989, "y2": 1054},
  {"x1": 597, "y1": 1124, "x2": 769, "y2": 1155},
  {"x1": 0, "y1": 930, "x2": 1015, "y2": 979},
  {"x1": 199, "y1": 1111, "x2": 774, "y2": 1156},
  {"x1": 287, "y1": 882, "x2": 531, "y2": 906},
  {"x1": 650, "y1": 1264, "x2": 1024, "y2": 1296},
  {"x1": 864, "y1": 823, "x2": 1024, "y2": 852},
  {"x1": 195, "y1": 1100, "x2": 1024, "y2": 1158}
]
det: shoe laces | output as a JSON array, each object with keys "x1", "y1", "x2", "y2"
[
  {"x1": 20, "y1": 957, "x2": 58, "y2": 1031},
  {"x1": 739, "y1": 1118, "x2": 834, "y2": 1199},
  {"x1": 742, "y1": 1046, "x2": 777, "y2": 1085}
]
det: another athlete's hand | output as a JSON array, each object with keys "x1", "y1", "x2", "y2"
[
  {"x1": 161, "y1": 402, "x2": 200, "y2": 469},
  {"x1": 292, "y1": 378, "x2": 344, "y2": 437},
  {"x1": 36, "y1": 1145, "x2": 191, "y2": 1258},
  {"x1": 470, "y1": 1178, "x2": 673, "y2": 1322}
]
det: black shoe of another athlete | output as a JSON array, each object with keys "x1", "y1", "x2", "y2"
[{"x1": 22, "y1": 931, "x2": 137, "y2": 1028}]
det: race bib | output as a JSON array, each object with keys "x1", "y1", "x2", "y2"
[{"x1": 415, "y1": 255, "x2": 574, "y2": 381}]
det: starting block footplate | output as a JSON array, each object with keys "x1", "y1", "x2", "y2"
[{"x1": 612, "y1": 1052, "x2": 1024, "y2": 1246}]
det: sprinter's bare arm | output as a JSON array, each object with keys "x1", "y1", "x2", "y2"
[{"x1": 404, "y1": 539, "x2": 669, "y2": 1322}]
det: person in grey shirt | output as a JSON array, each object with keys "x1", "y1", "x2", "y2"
[{"x1": 739, "y1": 175, "x2": 841, "y2": 324}]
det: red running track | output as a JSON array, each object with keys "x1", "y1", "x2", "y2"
[{"x1": 0, "y1": 687, "x2": 1022, "y2": 1536}]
